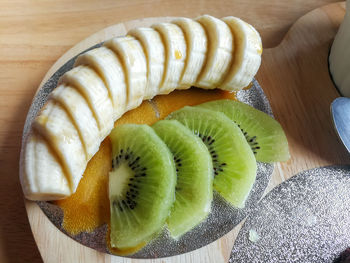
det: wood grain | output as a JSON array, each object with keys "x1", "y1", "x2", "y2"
[{"x1": 0, "y1": 0, "x2": 348, "y2": 262}]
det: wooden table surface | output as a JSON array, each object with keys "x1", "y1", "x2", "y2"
[{"x1": 0, "y1": 0, "x2": 342, "y2": 262}]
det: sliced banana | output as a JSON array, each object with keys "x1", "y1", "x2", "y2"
[
  {"x1": 59, "y1": 65, "x2": 114, "y2": 139},
  {"x1": 219, "y1": 17, "x2": 262, "y2": 91},
  {"x1": 50, "y1": 84, "x2": 100, "y2": 159},
  {"x1": 172, "y1": 18, "x2": 208, "y2": 87},
  {"x1": 21, "y1": 16, "x2": 263, "y2": 201},
  {"x1": 74, "y1": 46, "x2": 127, "y2": 120},
  {"x1": 33, "y1": 101, "x2": 87, "y2": 193},
  {"x1": 128, "y1": 27, "x2": 165, "y2": 99},
  {"x1": 195, "y1": 15, "x2": 233, "y2": 88},
  {"x1": 20, "y1": 132, "x2": 71, "y2": 201},
  {"x1": 152, "y1": 22, "x2": 187, "y2": 94},
  {"x1": 104, "y1": 36, "x2": 147, "y2": 110}
]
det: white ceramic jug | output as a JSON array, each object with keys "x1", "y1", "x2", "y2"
[{"x1": 329, "y1": 0, "x2": 350, "y2": 97}]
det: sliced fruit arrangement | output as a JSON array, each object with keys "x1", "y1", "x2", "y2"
[
  {"x1": 108, "y1": 124, "x2": 176, "y2": 249},
  {"x1": 167, "y1": 106, "x2": 257, "y2": 208},
  {"x1": 152, "y1": 120, "x2": 213, "y2": 239},
  {"x1": 20, "y1": 15, "x2": 263, "y2": 201},
  {"x1": 106, "y1": 100, "x2": 289, "y2": 252},
  {"x1": 197, "y1": 100, "x2": 290, "y2": 162}
]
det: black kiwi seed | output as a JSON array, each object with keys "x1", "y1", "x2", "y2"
[
  {"x1": 239, "y1": 127, "x2": 261, "y2": 155},
  {"x1": 111, "y1": 150, "x2": 152, "y2": 212},
  {"x1": 174, "y1": 155, "x2": 182, "y2": 190},
  {"x1": 200, "y1": 135, "x2": 226, "y2": 177},
  {"x1": 173, "y1": 155, "x2": 183, "y2": 189},
  {"x1": 129, "y1": 157, "x2": 140, "y2": 167}
]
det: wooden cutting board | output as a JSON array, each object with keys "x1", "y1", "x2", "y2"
[{"x1": 25, "y1": 2, "x2": 350, "y2": 262}]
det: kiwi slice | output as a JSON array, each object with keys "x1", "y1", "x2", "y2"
[
  {"x1": 167, "y1": 107, "x2": 256, "y2": 208},
  {"x1": 108, "y1": 124, "x2": 176, "y2": 249},
  {"x1": 197, "y1": 100, "x2": 290, "y2": 162},
  {"x1": 152, "y1": 120, "x2": 213, "y2": 239}
]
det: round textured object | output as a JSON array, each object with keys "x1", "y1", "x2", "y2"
[{"x1": 230, "y1": 165, "x2": 350, "y2": 263}]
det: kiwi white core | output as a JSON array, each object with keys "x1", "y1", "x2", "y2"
[{"x1": 109, "y1": 162, "x2": 133, "y2": 200}]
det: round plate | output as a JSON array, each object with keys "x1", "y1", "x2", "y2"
[
  {"x1": 230, "y1": 165, "x2": 350, "y2": 263},
  {"x1": 22, "y1": 44, "x2": 274, "y2": 258}
]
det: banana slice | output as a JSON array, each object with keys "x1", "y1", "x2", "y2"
[
  {"x1": 50, "y1": 84, "x2": 100, "y2": 159},
  {"x1": 128, "y1": 27, "x2": 165, "y2": 99},
  {"x1": 74, "y1": 46, "x2": 127, "y2": 120},
  {"x1": 33, "y1": 101, "x2": 87, "y2": 193},
  {"x1": 104, "y1": 36, "x2": 147, "y2": 110},
  {"x1": 172, "y1": 18, "x2": 208, "y2": 87},
  {"x1": 219, "y1": 17, "x2": 262, "y2": 91},
  {"x1": 20, "y1": 132, "x2": 71, "y2": 201},
  {"x1": 60, "y1": 65, "x2": 114, "y2": 139},
  {"x1": 152, "y1": 22, "x2": 187, "y2": 94},
  {"x1": 195, "y1": 15, "x2": 233, "y2": 88}
]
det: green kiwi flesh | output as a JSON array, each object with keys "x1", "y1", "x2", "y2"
[
  {"x1": 167, "y1": 107, "x2": 257, "y2": 208},
  {"x1": 197, "y1": 99, "x2": 290, "y2": 163},
  {"x1": 109, "y1": 124, "x2": 176, "y2": 249},
  {"x1": 152, "y1": 120, "x2": 213, "y2": 239}
]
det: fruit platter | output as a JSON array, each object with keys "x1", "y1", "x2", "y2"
[
  {"x1": 19, "y1": 3, "x2": 350, "y2": 262},
  {"x1": 20, "y1": 14, "x2": 291, "y2": 258}
]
